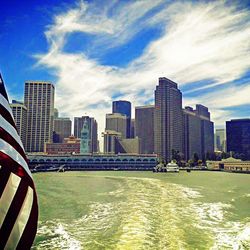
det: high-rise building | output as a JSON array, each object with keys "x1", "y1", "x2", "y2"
[
  {"x1": 215, "y1": 128, "x2": 226, "y2": 152},
  {"x1": 54, "y1": 108, "x2": 59, "y2": 119},
  {"x1": 74, "y1": 116, "x2": 98, "y2": 153},
  {"x1": 10, "y1": 100, "x2": 27, "y2": 148},
  {"x1": 24, "y1": 81, "x2": 54, "y2": 152},
  {"x1": 102, "y1": 130, "x2": 140, "y2": 154},
  {"x1": 53, "y1": 117, "x2": 72, "y2": 143},
  {"x1": 103, "y1": 130, "x2": 122, "y2": 154},
  {"x1": 130, "y1": 119, "x2": 135, "y2": 138},
  {"x1": 112, "y1": 100, "x2": 131, "y2": 138},
  {"x1": 105, "y1": 113, "x2": 127, "y2": 138},
  {"x1": 196, "y1": 105, "x2": 214, "y2": 158},
  {"x1": 183, "y1": 105, "x2": 214, "y2": 160},
  {"x1": 154, "y1": 77, "x2": 183, "y2": 162},
  {"x1": 135, "y1": 105, "x2": 154, "y2": 154},
  {"x1": 226, "y1": 119, "x2": 250, "y2": 159},
  {"x1": 80, "y1": 119, "x2": 91, "y2": 153}
]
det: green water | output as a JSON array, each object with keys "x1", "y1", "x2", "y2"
[{"x1": 32, "y1": 171, "x2": 250, "y2": 249}]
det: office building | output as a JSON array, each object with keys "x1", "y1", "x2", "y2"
[
  {"x1": 10, "y1": 100, "x2": 27, "y2": 148},
  {"x1": 24, "y1": 81, "x2": 54, "y2": 152},
  {"x1": 215, "y1": 129, "x2": 226, "y2": 152},
  {"x1": 112, "y1": 100, "x2": 131, "y2": 138},
  {"x1": 103, "y1": 130, "x2": 122, "y2": 154},
  {"x1": 130, "y1": 119, "x2": 135, "y2": 138},
  {"x1": 53, "y1": 117, "x2": 72, "y2": 143},
  {"x1": 183, "y1": 105, "x2": 214, "y2": 160},
  {"x1": 105, "y1": 113, "x2": 127, "y2": 138},
  {"x1": 226, "y1": 119, "x2": 250, "y2": 159},
  {"x1": 196, "y1": 105, "x2": 214, "y2": 158},
  {"x1": 154, "y1": 77, "x2": 183, "y2": 162},
  {"x1": 102, "y1": 130, "x2": 140, "y2": 154},
  {"x1": 135, "y1": 105, "x2": 154, "y2": 154},
  {"x1": 74, "y1": 116, "x2": 98, "y2": 153},
  {"x1": 45, "y1": 136, "x2": 80, "y2": 154}
]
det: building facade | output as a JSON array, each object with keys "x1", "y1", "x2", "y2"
[
  {"x1": 154, "y1": 77, "x2": 183, "y2": 162},
  {"x1": 105, "y1": 113, "x2": 127, "y2": 139},
  {"x1": 183, "y1": 105, "x2": 214, "y2": 161},
  {"x1": 24, "y1": 81, "x2": 54, "y2": 152},
  {"x1": 10, "y1": 100, "x2": 27, "y2": 148},
  {"x1": 45, "y1": 136, "x2": 80, "y2": 154},
  {"x1": 226, "y1": 119, "x2": 250, "y2": 160},
  {"x1": 135, "y1": 105, "x2": 154, "y2": 154},
  {"x1": 80, "y1": 119, "x2": 91, "y2": 153},
  {"x1": 103, "y1": 130, "x2": 122, "y2": 154},
  {"x1": 215, "y1": 128, "x2": 226, "y2": 152},
  {"x1": 112, "y1": 100, "x2": 131, "y2": 138},
  {"x1": 53, "y1": 117, "x2": 72, "y2": 143},
  {"x1": 74, "y1": 116, "x2": 98, "y2": 153}
]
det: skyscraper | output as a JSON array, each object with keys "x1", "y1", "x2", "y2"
[
  {"x1": 226, "y1": 119, "x2": 250, "y2": 159},
  {"x1": 105, "y1": 113, "x2": 127, "y2": 138},
  {"x1": 135, "y1": 105, "x2": 154, "y2": 154},
  {"x1": 74, "y1": 116, "x2": 98, "y2": 153},
  {"x1": 154, "y1": 77, "x2": 183, "y2": 162},
  {"x1": 112, "y1": 100, "x2": 131, "y2": 138},
  {"x1": 54, "y1": 117, "x2": 72, "y2": 143},
  {"x1": 215, "y1": 128, "x2": 226, "y2": 152},
  {"x1": 196, "y1": 105, "x2": 214, "y2": 158},
  {"x1": 183, "y1": 105, "x2": 214, "y2": 160},
  {"x1": 24, "y1": 81, "x2": 54, "y2": 152},
  {"x1": 10, "y1": 100, "x2": 27, "y2": 149}
]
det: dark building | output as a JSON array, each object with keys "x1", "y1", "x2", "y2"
[
  {"x1": 112, "y1": 100, "x2": 131, "y2": 138},
  {"x1": 183, "y1": 105, "x2": 214, "y2": 161},
  {"x1": 154, "y1": 77, "x2": 183, "y2": 162},
  {"x1": 226, "y1": 119, "x2": 250, "y2": 159},
  {"x1": 74, "y1": 116, "x2": 98, "y2": 153},
  {"x1": 135, "y1": 105, "x2": 154, "y2": 154},
  {"x1": 53, "y1": 117, "x2": 72, "y2": 143}
]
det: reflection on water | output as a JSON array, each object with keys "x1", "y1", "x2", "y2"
[{"x1": 33, "y1": 174, "x2": 250, "y2": 250}]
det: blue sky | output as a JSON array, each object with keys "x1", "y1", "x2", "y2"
[{"x1": 1, "y1": 0, "x2": 250, "y2": 135}]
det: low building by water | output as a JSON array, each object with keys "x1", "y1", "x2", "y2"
[
  {"x1": 207, "y1": 157, "x2": 250, "y2": 173},
  {"x1": 28, "y1": 153, "x2": 158, "y2": 171}
]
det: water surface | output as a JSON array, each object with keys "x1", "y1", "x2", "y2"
[{"x1": 33, "y1": 171, "x2": 250, "y2": 249}]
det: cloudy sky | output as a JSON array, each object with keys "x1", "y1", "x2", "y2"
[{"x1": 1, "y1": 0, "x2": 250, "y2": 141}]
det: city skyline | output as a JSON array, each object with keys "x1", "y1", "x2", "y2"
[{"x1": 1, "y1": 0, "x2": 250, "y2": 139}]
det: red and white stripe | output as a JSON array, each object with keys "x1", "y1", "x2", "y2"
[{"x1": 0, "y1": 73, "x2": 38, "y2": 249}]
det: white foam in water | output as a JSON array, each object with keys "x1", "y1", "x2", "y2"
[{"x1": 34, "y1": 176, "x2": 250, "y2": 249}]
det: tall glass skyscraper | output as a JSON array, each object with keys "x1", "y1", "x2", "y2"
[
  {"x1": 154, "y1": 77, "x2": 183, "y2": 162},
  {"x1": 226, "y1": 119, "x2": 250, "y2": 159},
  {"x1": 112, "y1": 100, "x2": 131, "y2": 138}
]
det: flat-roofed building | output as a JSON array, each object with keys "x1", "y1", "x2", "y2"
[
  {"x1": 183, "y1": 105, "x2": 214, "y2": 161},
  {"x1": 105, "y1": 113, "x2": 127, "y2": 139},
  {"x1": 135, "y1": 105, "x2": 154, "y2": 154},
  {"x1": 10, "y1": 100, "x2": 27, "y2": 148},
  {"x1": 226, "y1": 119, "x2": 250, "y2": 160},
  {"x1": 24, "y1": 81, "x2": 55, "y2": 152},
  {"x1": 45, "y1": 136, "x2": 80, "y2": 154},
  {"x1": 54, "y1": 117, "x2": 72, "y2": 143}
]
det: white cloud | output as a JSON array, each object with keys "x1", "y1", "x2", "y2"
[{"x1": 36, "y1": 0, "x2": 250, "y2": 150}]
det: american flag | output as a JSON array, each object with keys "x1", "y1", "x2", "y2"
[{"x1": 0, "y1": 73, "x2": 38, "y2": 249}]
